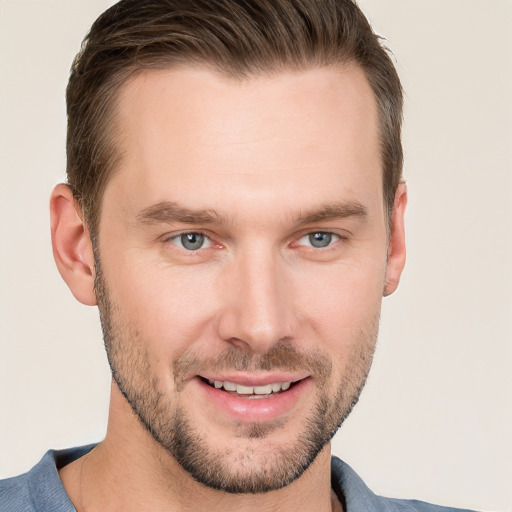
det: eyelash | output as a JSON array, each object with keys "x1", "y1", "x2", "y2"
[
  {"x1": 168, "y1": 231, "x2": 214, "y2": 251},
  {"x1": 296, "y1": 232, "x2": 342, "y2": 249},
  {"x1": 165, "y1": 230, "x2": 344, "y2": 252}
]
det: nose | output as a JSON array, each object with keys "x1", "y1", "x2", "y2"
[{"x1": 216, "y1": 246, "x2": 297, "y2": 354}]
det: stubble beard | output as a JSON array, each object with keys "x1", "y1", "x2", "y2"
[{"x1": 94, "y1": 258, "x2": 379, "y2": 494}]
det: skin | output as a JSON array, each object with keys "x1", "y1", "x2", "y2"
[{"x1": 51, "y1": 64, "x2": 407, "y2": 512}]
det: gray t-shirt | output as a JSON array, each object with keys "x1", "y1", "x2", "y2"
[{"x1": 1, "y1": 445, "x2": 477, "y2": 511}]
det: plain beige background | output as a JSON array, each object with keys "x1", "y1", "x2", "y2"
[{"x1": 0, "y1": 1, "x2": 511, "y2": 510}]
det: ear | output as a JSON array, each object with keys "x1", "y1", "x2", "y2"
[
  {"x1": 50, "y1": 184, "x2": 97, "y2": 306},
  {"x1": 384, "y1": 182, "x2": 407, "y2": 297}
]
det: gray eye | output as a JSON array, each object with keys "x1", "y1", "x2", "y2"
[
  {"x1": 308, "y1": 232, "x2": 332, "y2": 248},
  {"x1": 180, "y1": 233, "x2": 205, "y2": 250}
]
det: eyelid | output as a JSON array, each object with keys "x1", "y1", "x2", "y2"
[
  {"x1": 159, "y1": 228, "x2": 348, "y2": 251},
  {"x1": 291, "y1": 229, "x2": 350, "y2": 250},
  {"x1": 299, "y1": 231, "x2": 339, "y2": 246},
  {"x1": 163, "y1": 230, "x2": 216, "y2": 251}
]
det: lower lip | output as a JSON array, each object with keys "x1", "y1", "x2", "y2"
[{"x1": 195, "y1": 377, "x2": 311, "y2": 424}]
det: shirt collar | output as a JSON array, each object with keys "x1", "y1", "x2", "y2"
[{"x1": 331, "y1": 456, "x2": 395, "y2": 512}]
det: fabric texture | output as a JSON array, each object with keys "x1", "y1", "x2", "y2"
[{"x1": 1, "y1": 445, "x2": 477, "y2": 512}]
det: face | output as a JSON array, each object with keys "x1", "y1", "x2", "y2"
[{"x1": 95, "y1": 65, "x2": 393, "y2": 493}]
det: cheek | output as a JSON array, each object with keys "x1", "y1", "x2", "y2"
[
  {"x1": 101, "y1": 238, "x2": 386, "y2": 364},
  {"x1": 296, "y1": 257, "x2": 385, "y2": 349},
  {"x1": 103, "y1": 256, "x2": 220, "y2": 354}
]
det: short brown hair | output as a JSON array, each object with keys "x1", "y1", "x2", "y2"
[{"x1": 66, "y1": 0, "x2": 403, "y2": 233}]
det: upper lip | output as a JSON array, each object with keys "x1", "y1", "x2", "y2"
[{"x1": 197, "y1": 373, "x2": 310, "y2": 387}]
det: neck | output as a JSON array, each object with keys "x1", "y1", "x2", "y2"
[{"x1": 60, "y1": 385, "x2": 342, "y2": 512}]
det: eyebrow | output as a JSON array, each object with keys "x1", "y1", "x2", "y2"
[
  {"x1": 136, "y1": 200, "x2": 368, "y2": 227},
  {"x1": 296, "y1": 201, "x2": 368, "y2": 225},
  {"x1": 137, "y1": 201, "x2": 227, "y2": 225}
]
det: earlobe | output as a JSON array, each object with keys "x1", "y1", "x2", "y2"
[
  {"x1": 384, "y1": 182, "x2": 407, "y2": 297},
  {"x1": 50, "y1": 184, "x2": 97, "y2": 306}
]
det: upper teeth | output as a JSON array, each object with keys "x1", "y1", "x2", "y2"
[{"x1": 212, "y1": 380, "x2": 291, "y2": 395}]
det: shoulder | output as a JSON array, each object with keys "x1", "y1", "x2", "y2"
[
  {"x1": 0, "y1": 469, "x2": 35, "y2": 512},
  {"x1": 0, "y1": 445, "x2": 96, "y2": 512},
  {"x1": 331, "y1": 456, "x2": 479, "y2": 512},
  {"x1": 382, "y1": 498, "x2": 478, "y2": 512}
]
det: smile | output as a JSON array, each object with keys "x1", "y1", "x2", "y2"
[
  {"x1": 194, "y1": 375, "x2": 312, "y2": 422},
  {"x1": 206, "y1": 378, "x2": 293, "y2": 397}
]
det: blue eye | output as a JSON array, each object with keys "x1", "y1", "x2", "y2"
[
  {"x1": 299, "y1": 232, "x2": 339, "y2": 248},
  {"x1": 171, "y1": 232, "x2": 211, "y2": 251}
]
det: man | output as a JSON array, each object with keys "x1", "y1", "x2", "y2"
[{"x1": 0, "y1": 1, "x2": 481, "y2": 511}]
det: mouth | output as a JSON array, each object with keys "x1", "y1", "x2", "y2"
[
  {"x1": 200, "y1": 377, "x2": 300, "y2": 399},
  {"x1": 194, "y1": 373, "x2": 312, "y2": 423}
]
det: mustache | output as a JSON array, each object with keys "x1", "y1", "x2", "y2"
[{"x1": 173, "y1": 342, "x2": 332, "y2": 390}]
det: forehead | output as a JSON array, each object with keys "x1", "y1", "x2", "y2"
[{"x1": 105, "y1": 65, "x2": 382, "y2": 224}]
